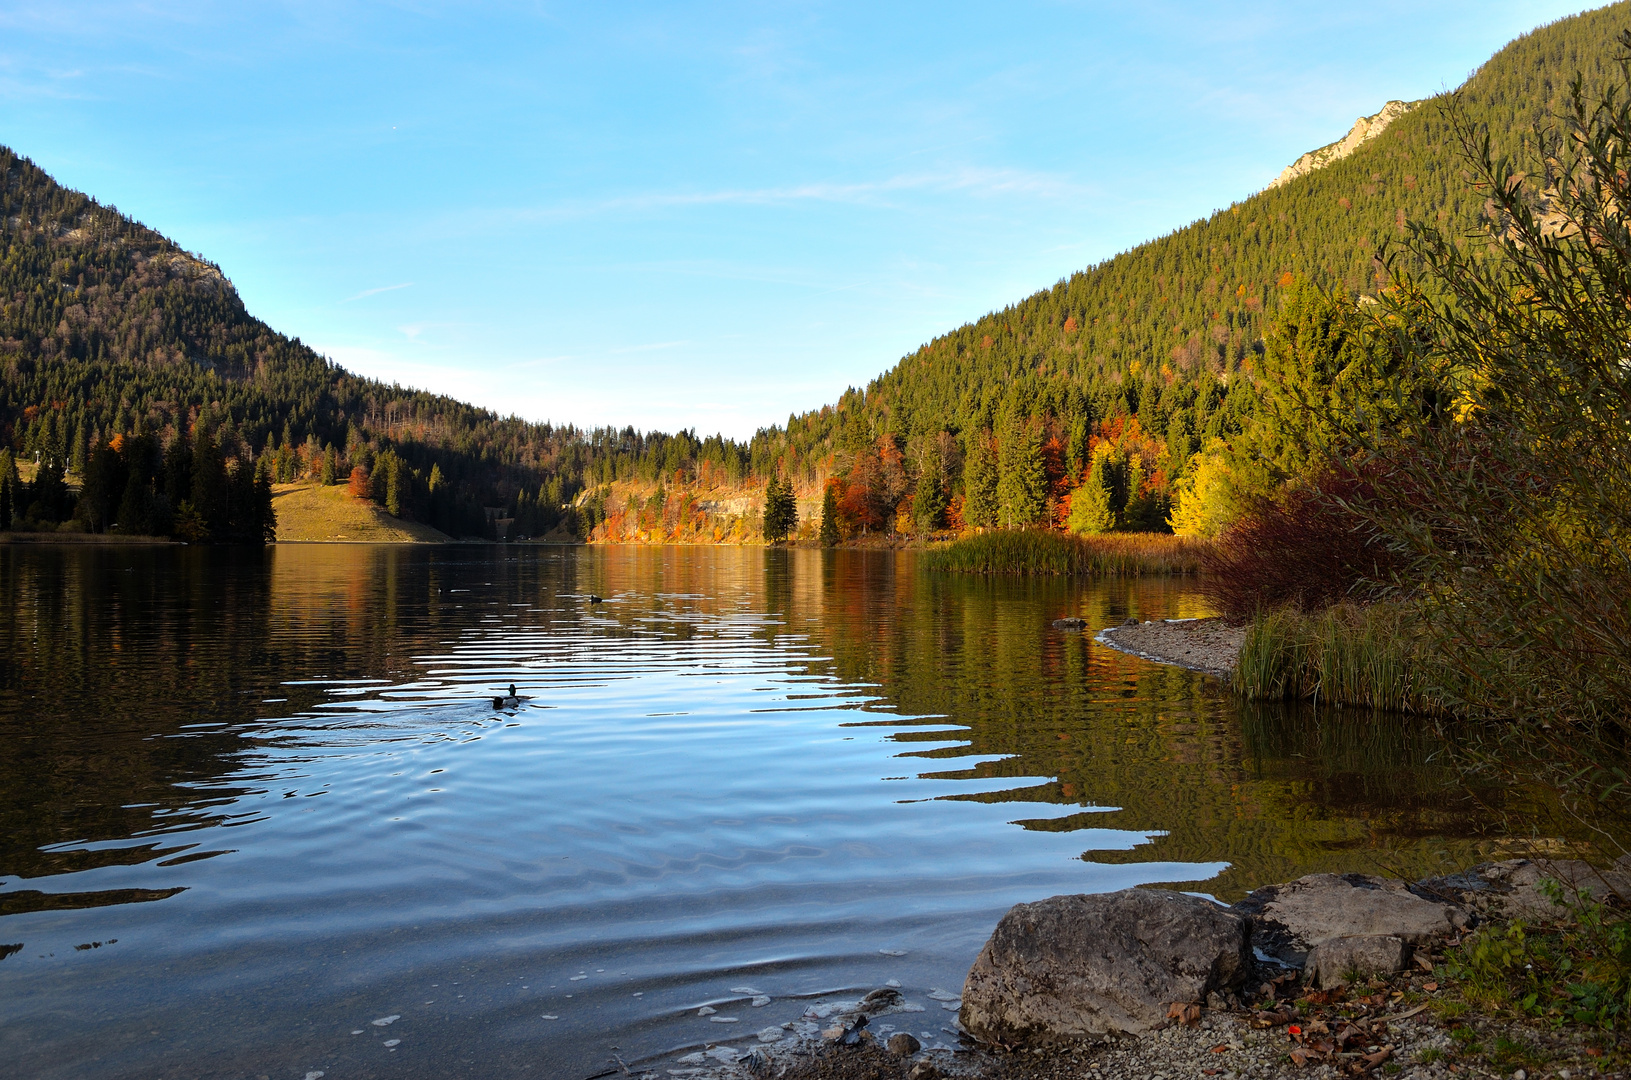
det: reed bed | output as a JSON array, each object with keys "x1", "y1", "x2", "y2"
[
  {"x1": 918, "y1": 529, "x2": 1208, "y2": 577},
  {"x1": 1234, "y1": 604, "x2": 1444, "y2": 714}
]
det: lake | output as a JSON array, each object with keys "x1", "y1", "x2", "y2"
[{"x1": 0, "y1": 544, "x2": 1516, "y2": 1079}]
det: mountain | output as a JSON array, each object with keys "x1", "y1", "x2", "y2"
[
  {"x1": 3, "y1": 3, "x2": 1627, "y2": 543},
  {"x1": 0, "y1": 150, "x2": 757, "y2": 538},
  {"x1": 756, "y1": 1, "x2": 1631, "y2": 536}
]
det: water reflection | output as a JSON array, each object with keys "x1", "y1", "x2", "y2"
[{"x1": 0, "y1": 545, "x2": 1544, "y2": 1079}]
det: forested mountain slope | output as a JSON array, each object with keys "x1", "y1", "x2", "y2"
[
  {"x1": 755, "y1": 1, "x2": 1631, "y2": 536},
  {"x1": 0, "y1": 155, "x2": 751, "y2": 537}
]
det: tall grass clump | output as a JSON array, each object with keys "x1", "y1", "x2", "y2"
[
  {"x1": 1234, "y1": 604, "x2": 1443, "y2": 714},
  {"x1": 919, "y1": 529, "x2": 1207, "y2": 577}
]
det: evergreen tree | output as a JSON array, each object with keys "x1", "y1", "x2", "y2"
[
  {"x1": 164, "y1": 430, "x2": 192, "y2": 510},
  {"x1": 77, "y1": 439, "x2": 124, "y2": 532},
  {"x1": 320, "y1": 444, "x2": 337, "y2": 486},
  {"x1": 819, "y1": 481, "x2": 840, "y2": 546},
  {"x1": 962, "y1": 430, "x2": 998, "y2": 528},
  {"x1": 190, "y1": 426, "x2": 228, "y2": 535},
  {"x1": 761, "y1": 473, "x2": 797, "y2": 544},
  {"x1": 913, "y1": 440, "x2": 947, "y2": 532},
  {"x1": 996, "y1": 417, "x2": 1046, "y2": 527},
  {"x1": 0, "y1": 449, "x2": 14, "y2": 531},
  {"x1": 1067, "y1": 466, "x2": 1115, "y2": 535}
]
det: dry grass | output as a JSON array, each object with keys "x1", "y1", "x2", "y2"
[
  {"x1": 918, "y1": 529, "x2": 1208, "y2": 576},
  {"x1": 272, "y1": 482, "x2": 452, "y2": 543}
]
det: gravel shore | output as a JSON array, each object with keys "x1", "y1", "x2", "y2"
[{"x1": 1095, "y1": 617, "x2": 1244, "y2": 678}]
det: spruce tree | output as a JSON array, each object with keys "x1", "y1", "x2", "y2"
[
  {"x1": 761, "y1": 473, "x2": 797, "y2": 543},
  {"x1": 962, "y1": 430, "x2": 998, "y2": 528},
  {"x1": 190, "y1": 426, "x2": 228, "y2": 535},
  {"x1": 913, "y1": 440, "x2": 947, "y2": 532},
  {"x1": 0, "y1": 449, "x2": 13, "y2": 531},
  {"x1": 997, "y1": 417, "x2": 1046, "y2": 527},
  {"x1": 819, "y1": 482, "x2": 840, "y2": 546}
]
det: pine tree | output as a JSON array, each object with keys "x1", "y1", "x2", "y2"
[
  {"x1": 320, "y1": 444, "x2": 337, "y2": 486},
  {"x1": 190, "y1": 426, "x2": 228, "y2": 535},
  {"x1": 0, "y1": 449, "x2": 14, "y2": 531},
  {"x1": 997, "y1": 417, "x2": 1046, "y2": 527},
  {"x1": 819, "y1": 481, "x2": 840, "y2": 546},
  {"x1": 762, "y1": 473, "x2": 797, "y2": 543},
  {"x1": 913, "y1": 440, "x2": 947, "y2": 532},
  {"x1": 962, "y1": 430, "x2": 998, "y2": 528},
  {"x1": 1067, "y1": 470, "x2": 1114, "y2": 535}
]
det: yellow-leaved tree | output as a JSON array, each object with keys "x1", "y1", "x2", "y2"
[{"x1": 1166, "y1": 441, "x2": 1234, "y2": 538}]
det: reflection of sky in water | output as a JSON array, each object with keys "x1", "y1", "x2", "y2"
[{"x1": 0, "y1": 546, "x2": 1506, "y2": 1079}]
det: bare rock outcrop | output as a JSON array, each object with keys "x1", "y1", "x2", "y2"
[
  {"x1": 1268, "y1": 100, "x2": 1417, "y2": 190},
  {"x1": 959, "y1": 889, "x2": 1250, "y2": 1043}
]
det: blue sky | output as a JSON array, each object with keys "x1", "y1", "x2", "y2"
[{"x1": 0, "y1": 1, "x2": 1600, "y2": 438}]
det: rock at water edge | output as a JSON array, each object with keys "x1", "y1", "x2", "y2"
[{"x1": 959, "y1": 889, "x2": 1250, "y2": 1043}]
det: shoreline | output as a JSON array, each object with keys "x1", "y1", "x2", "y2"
[
  {"x1": 1095, "y1": 617, "x2": 1243, "y2": 679},
  {"x1": 0, "y1": 531, "x2": 180, "y2": 545},
  {"x1": 668, "y1": 860, "x2": 1628, "y2": 1080}
]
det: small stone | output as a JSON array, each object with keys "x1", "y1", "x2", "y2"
[
  {"x1": 887, "y1": 1032, "x2": 922, "y2": 1055},
  {"x1": 907, "y1": 1062, "x2": 942, "y2": 1080},
  {"x1": 926, "y1": 988, "x2": 960, "y2": 1001},
  {"x1": 751, "y1": 995, "x2": 771, "y2": 1007},
  {"x1": 350, "y1": 1030, "x2": 363, "y2": 1035},
  {"x1": 821, "y1": 1024, "x2": 846, "y2": 1041},
  {"x1": 370, "y1": 1015, "x2": 399, "y2": 1027},
  {"x1": 697, "y1": 1006, "x2": 717, "y2": 1016},
  {"x1": 886, "y1": 979, "x2": 901, "y2": 988},
  {"x1": 709, "y1": 1015, "x2": 739, "y2": 1023},
  {"x1": 569, "y1": 974, "x2": 588, "y2": 981},
  {"x1": 383, "y1": 1039, "x2": 400, "y2": 1047},
  {"x1": 757, "y1": 1026, "x2": 782, "y2": 1042},
  {"x1": 540, "y1": 1014, "x2": 559, "y2": 1020},
  {"x1": 1513, "y1": 1072, "x2": 1526, "y2": 1080},
  {"x1": 1304, "y1": 935, "x2": 1410, "y2": 990}
]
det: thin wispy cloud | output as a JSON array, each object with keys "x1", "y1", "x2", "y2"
[
  {"x1": 505, "y1": 167, "x2": 1095, "y2": 225},
  {"x1": 342, "y1": 282, "x2": 413, "y2": 302}
]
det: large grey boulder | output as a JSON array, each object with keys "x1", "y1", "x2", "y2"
[
  {"x1": 1235, "y1": 874, "x2": 1469, "y2": 967},
  {"x1": 959, "y1": 889, "x2": 1250, "y2": 1043},
  {"x1": 1417, "y1": 860, "x2": 1631, "y2": 922}
]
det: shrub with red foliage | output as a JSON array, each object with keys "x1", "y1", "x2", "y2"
[
  {"x1": 1202, "y1": 469, "x2": 1407, "y2": 623},
  {"x1": 347, "y1": 466, "x2": 370, "y2": 499}
]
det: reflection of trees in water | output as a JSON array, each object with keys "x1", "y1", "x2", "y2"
[
  {"x1": 779, "y1": 549, "x2": 1538, "y2": 900},
  {"x1": 0, "y1": 544, "x2": 1577, "y2": 918},
  {"x1": 0, "y1": 547, "x2": 275, "y2": 894},
  {"x1": 0, "y1": 545, "x2": 585, "y2": 912}
]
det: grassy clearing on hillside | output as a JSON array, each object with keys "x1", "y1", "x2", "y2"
[
  {"x1": 1233, "y1": 604, "x2": 1443, "y2": 713},
  {"x1": 918, "y1": 529, "x2": 1207, "y2": 577},
  {"x1": 272, "y1": 483, "x2": 452, "y2": 543}
]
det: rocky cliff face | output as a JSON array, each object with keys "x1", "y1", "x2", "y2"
[{"x1": 1268, "y1": 99, "x2": 1418, "y2": 189}]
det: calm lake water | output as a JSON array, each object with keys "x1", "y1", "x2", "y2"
[{"x1": 0, "y1": 545, "x2": 1521, "y2": 1079}]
